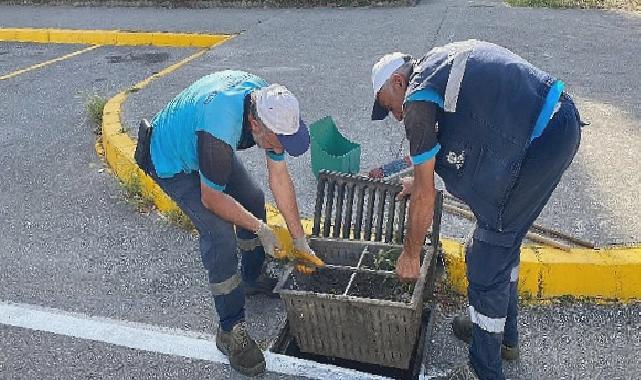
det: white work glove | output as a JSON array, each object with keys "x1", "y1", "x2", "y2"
[
  {"x1": 293, "y1": 236, "x2": 313, "y2": 253},
  {"x1": 255, "y1": 221, "x2": 283, "y2": 258}
]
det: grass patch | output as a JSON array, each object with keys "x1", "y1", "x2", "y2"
[
  {"x1": 86, "y1": 95, "x2": 107, "y2": 135},
  {"x1": 122, "y1": 174, "x2": 155, "y2": 213},
  {"x1": 164, "y1": 208, "x2": 196, "y2": 233},
  {"x1": 506, "y1": 0, "x2": 640, "y2": 10},
  {"x1": 122, "y1": 174, "x2": 196, "y2": 233}
]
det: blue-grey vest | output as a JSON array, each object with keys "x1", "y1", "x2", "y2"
[{"x1": 407, "y1": 40, "x2": 557, "y2": 230}]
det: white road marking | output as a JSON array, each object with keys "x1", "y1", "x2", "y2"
[{"x1": 0, "y1": 301, "x2": 402, "y2": 380}]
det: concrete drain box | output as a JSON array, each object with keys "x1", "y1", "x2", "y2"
[{"x1": 275, "y1": 172, "x2": 443, "y2": 370}]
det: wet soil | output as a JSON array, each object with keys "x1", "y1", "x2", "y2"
[
  {"x1": 348, "y1": 272, "x2": 414, "y2": 303},
  {"x1": 287, "y1": 269, "x2": 351, "y2": 295}
]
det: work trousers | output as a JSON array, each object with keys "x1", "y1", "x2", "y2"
[
  {"x1": 141, "y1": 147, "x2": 267, "y2": 332},
  {"x1": 467, "y1": 95, "x2": 582, "y2": 380}
]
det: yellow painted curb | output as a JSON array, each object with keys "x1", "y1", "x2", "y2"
[
  {"x1": 102, "y1": 48, "x2": 213, "y2": 215},
  {"x1": 441, "y1": 239, "x2": 641, "y2": 301},
  {"x1": 0, "y1": 28, "x2": 231, "y2": 48}
]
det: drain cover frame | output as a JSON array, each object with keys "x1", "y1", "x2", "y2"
[{"x1": 269, "y1": 305, "x2": 436, "y2": 380}]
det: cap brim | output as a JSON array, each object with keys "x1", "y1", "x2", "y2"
[
  {"x1": 371, "y1": 98, "x2": 389, "y2": 121},
  {"x1": 276, "y1": 120, "x2": 310, "y2": 157}
]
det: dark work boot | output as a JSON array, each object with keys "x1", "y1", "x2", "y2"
[
  {"x1": 500, "y1": 343, "x2": 520, "y2": 361},
  {"x1": 244, "y1": 272, "x2": 278, "y2": 298},
  {"x1": 452, "y1": 314, "x2": 520, "y2": 361},
  {"x1": 452, "y1": 314, "x2": 473, "y2": 344},
  {"x1": 216, "y1": 321, "x2": 266, "y2": 376}
]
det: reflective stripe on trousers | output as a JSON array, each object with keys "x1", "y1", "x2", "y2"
[
  {"x1": 466, "y1": 96, "x2": 581, "y2": 380},
  {"x1": 210, "y1": 273, "x2": 242, "y2": 296},
  {"x1": 510, "y1": 265, "x2": 519, "y2": 282}
]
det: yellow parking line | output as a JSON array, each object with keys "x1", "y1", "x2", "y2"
[{"x1": 0, "y1": 45, "x2": 100, "y2": 81}]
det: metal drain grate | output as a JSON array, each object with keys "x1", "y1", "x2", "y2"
[{"x1": 312, "y1": 171, "x2": 413, "y2": 244}]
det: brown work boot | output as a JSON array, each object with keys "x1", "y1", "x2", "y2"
[
  {"x1": 452, "y1": 314, "x2": 520, "y2": 361},
  {"x1": 215, "y1": 322, "x2": 266, "y2": 376}
]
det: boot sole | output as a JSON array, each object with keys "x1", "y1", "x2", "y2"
[
  {"x1": 218, "y1": 339, "x2": 267, "y2": 376},
  {"x1": 216, "y1": 340, "x2": 229, "y2": 356},
  {"x1": 230, "y1": 359, "x2": 267, "y2": 377}
]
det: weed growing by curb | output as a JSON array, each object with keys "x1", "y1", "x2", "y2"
[
  {"x1": 164, "y1": 208, "x2": 196, "y2": 233},
  {"x1": 122, "y1": 174, "x2": 154, "y2": 213},
  {"x1": 87, "y1": 95, "x2": 107, "y2": 135}
]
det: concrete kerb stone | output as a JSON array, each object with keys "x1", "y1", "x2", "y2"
[{"x1": 3, "y1": 27, "x2": 639, "y2": 301}]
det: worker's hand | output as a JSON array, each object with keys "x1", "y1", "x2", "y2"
[
  {"x1": 255, "y1": 221, "x2": 284, "y2": 258},
  {"x1": 395, "y1": 251, "x2": 420, "y2": 282},
  {"x1": 292, "y1": 236, "x2": 325, "y2": 270},
  {"x1": 396, "y1": 176, "x2": 415, "y2": 200}
]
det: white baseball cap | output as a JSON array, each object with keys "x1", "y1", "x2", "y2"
[
  {"x1": 254, "y1": 84, "x2": 310, "y2": 156},
  {"x1": 371, "y1": 52, "x2": 408, "y2": 120}
]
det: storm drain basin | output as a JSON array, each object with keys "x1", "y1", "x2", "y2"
[
  {"x1": 274, "y1": 238, "x2": 436, "y2": 370},
  {"x1": 270, "y1": 306, "x2": 435, "y2": 380},
  {"x1": 274, "y1": 172, "x2": 443, "y2": 370}
]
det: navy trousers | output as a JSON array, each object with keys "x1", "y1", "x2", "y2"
[
  {"x1": 467, "y1": 96, "x2": 582, "y2": 380},
  {"x1": 150, "y1": 155, "x2": 267, "y2": 332}
]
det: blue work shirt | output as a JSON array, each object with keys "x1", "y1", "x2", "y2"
[{"x1": 150, "y1": 70, "x2": 284, "y2": 191}]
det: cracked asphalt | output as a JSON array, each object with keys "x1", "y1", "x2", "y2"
[{"x1": 0, "y1": 1, "x2": 639, "y2": 379}]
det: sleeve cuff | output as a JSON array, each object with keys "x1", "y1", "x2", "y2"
[
  {"x1": 411, "y1": 144, "x2": 441, "y2": 166},
  {"x1": 199, "y1": 172, "x2": 226, "y2": 191},
  {"x1": 405, "y1": 89, "x2": 444, "y2": 109},
  {"x1": 266, "y1": 151, "x2": 285, "y2": 161}
]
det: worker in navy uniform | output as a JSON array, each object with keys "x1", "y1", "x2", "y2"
[
  {"x1": 134, "y1": 71, "x2": 323, "y2": 377},
  {"x1": 370, "y1": 41, "x2": 582, "y2": 379}
]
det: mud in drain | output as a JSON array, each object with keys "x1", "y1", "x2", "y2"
[
  {"x1": 284, "y1": 269, "x2": 351, "y2": 295},
  {"x1": 270, "y1": 307, "x2": 434, "y2": 380},
  {"x1": 348, "y1": 272, "x2": 415, "y2": 303}
]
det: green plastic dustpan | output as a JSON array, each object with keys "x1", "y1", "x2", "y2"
[{"x1": 309, "y1": 116, "x2": 361, "y2": 179}]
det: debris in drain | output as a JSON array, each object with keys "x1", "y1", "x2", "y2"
[
  {"x1": 349, "y1": 272, "x2": 414, "y2": 303},
  {"x1": 287, "y1": 269, "x2": 351, "y2": 295},
  {"x1": 372, "y1": 247, "x2": 402, "y2": 271}
]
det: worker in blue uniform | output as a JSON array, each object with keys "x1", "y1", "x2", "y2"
[
  {"x1": 134, "y1": 70, "x2": 323, "y2": 377},
  {"x1": 370, "y1": 41, "x2": 582, "y2": 379}
]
